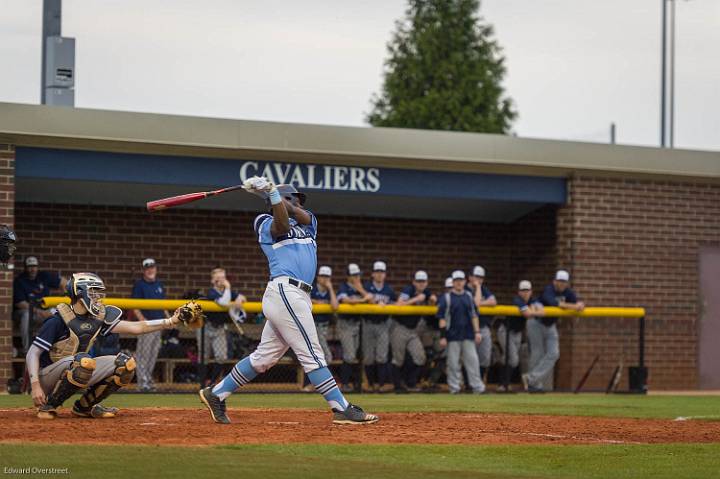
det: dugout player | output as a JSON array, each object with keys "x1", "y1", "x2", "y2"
[
  {"x1": 363, "y1": 261, "x2": 396, "y2": 392},
  {"x1": 200, "y1": 267, "x2": 247, "y2": 385},
  {"x1": 131, "y1": 258, "x2": 170, "y2": 392},
  {"x1": 497, "y1": 280, "x2": 544, "y2": 392},
  {"x1": 14, "y1": 256, "x2": 67, "y2": 354},
  {"x1": 200, "y1": 178, "x2": 377, "y2": 424},
  {"x1": 393, "y1": 270, "x2": 436, "y2": 392},
  {"x1": 336, "y1": 263, "x2": 373, "y2": 392},
  {"x1": 26, "y1": 272, "x2": 184, "y2": 419},
  {"x1": 524, "y1": 270, "x2": 585, "y2": 393},
  {"x1": 467, "y1": 265, "x2": 497, "y2": 380},
  {"x1": 436, "y1": 270, "x2": 485, "y2": 394}
]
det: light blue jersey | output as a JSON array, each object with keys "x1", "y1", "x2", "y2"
[{"x1": 254, "y1": 212, "x2": 318, "y2": 285}]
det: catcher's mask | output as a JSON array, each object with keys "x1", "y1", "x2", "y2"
[
  {"x1": 66, "y1": 272, "x2": 106, "y2": 316},
  {"x1": 0, "y1": 224, "x2": 16, "y2": 263},
  {"x1": 264, "y1": 184, "x2": 306, "y2": 210}
]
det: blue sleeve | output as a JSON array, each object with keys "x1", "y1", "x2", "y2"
[
  {"x1": 564, "y1": 288, "x2": 578, "y2": 303},
  {"x1": 541, "y1": 285, "x2": 559, "y2": 306},
  {"x1": 398, "y1": 285, "x2": 413, "y2": 301},
  {"x1": 435, "y1": 294, "x2": 446, "y2": 319},
  {"x1": 337, "y1": 283, "x2": 350, "y2": 300},
  {"x1": 131, "y1": 281, "x2": 143, "y2": 299},
  {"x1": 32, "y1": 315, "x2": 64, "y2": 352},
  {"x1": 13, "y1": 278, "x2": 27, "y2": 304},
  {"x1": 40, "y1": 271, "x2": 62, "y2": 289},
  {"x1": 306, "y1": 211, "x2": 318, "y2": 238},
  {"x1": 231, "y1": 291, "x2": 239, "y2": 301},
  {"x1": 206, "y1": 289, "x2": 220, "y2": 301},
  {"x1": 482, "y1": 285, "x2": 495, "y2": 300},
  {"x1": 254, "y1": 214, "x2": 273, "y2": 244},
  {"x1": 512, "y1": 296, "x2": 529, "y2": 311}
]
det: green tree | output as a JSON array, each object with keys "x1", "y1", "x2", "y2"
[{"x1": 367, "y1": 0, "x2": 516, "y2": 133}]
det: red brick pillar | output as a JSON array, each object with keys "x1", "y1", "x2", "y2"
[{"x1": 0, "y1": 144, "x2": 15, "y2": 389}]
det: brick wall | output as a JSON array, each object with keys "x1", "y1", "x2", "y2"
[
  {"x1": 14, "y1": 203, "x2": 557, "y2": 304},
  {"x1": 0, "y1": 145, "x2": 15, "y2": 387},
  {"x1": 555, "y1": 175, "x2": 720, "y2": 390}
]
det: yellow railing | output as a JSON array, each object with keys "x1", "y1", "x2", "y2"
[{"x1": 42, "y1": 297, "x2": 645, "y2": 318}]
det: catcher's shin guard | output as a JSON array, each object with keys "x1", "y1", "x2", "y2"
[
  {"x1": 75, "y1": 353, "x2": 136, "y2": 414},
  {"x1": 45, "y1": 354, "x2": 96, "y2": 409}
]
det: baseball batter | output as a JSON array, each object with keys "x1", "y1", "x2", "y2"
[
  {"x1": 199, "y1": 177, "x2": 378, "y2": 425},
  {"x1": 25, "y1": 273, "x2": 192, "y2": 419}
]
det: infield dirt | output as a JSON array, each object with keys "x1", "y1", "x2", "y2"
[{"x1": 2, "y1": 407, "x2": 719, "y2": 446}]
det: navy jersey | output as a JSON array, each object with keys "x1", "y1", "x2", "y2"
[
  {"x1": 254, "y1": 212, "x2": 318, "y2": 285},
  {"x1": 436, "y1": 291, "x2": 478, "y2": 341},
  {"x1": 539, "y1": 284, "x2": 579, "y2": 326},
  {"x1": 131, "y1": 278, "x2": 167, "y2": 320},
  {"x1": 33, "y1": 313, "x2": 120, "y2": 368},
  {"x1": 13, "y1": 271, "x2": 62, "y2": 307},
  {"x1": 509, "y1": 295, "x2": 542, "y2": 332},
  {"x1": 310, "y1": 284, "x2": 333, "y2": 323},
  {"x1": 205, "y1": 288, "x2": 240, "y2": 327},
  {"x1": 466, "y1": 284, "x2": 496, "y2": 328},
  {"x1": 396, "y1": 284, "x2": 432, "y2": 329},
  {"x1": 365, "y1": 281, "x2": 396, "y2": 322},
  {"x1": 337, "y1": 281, "x2": 365, "y2": 321}
]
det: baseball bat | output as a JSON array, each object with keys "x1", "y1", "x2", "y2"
[
  {"x1": 573, "y1": 354, "x2": 600, "y2": 394},
  {"x1": 146, "y1": 184, "x2": 245, "y2": 212}
]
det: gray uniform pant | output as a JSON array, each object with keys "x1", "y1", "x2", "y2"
[
  {"x1": 196, "y1": 324, "x2": 228, "y2": 362},
  {"x1": 526, "y1": 318, "x2": 559, "y2": 390},
  {"x1": 497, "y1": 324, "x2": 523, "y2": 369},
  {"x1": 390, "y1": 320, "x2": 426, "y2": 367},
  {"x1": 315, "y1": 321, "x2": 333, "y2": 363},
  {"x1": 446, "y1": 340, "x2": 485, "y2": 393},
  {"x1": 135, "y1": 330, "x2": 162, "y2": 389},
  {"x1": 475, "y1": 325, "x2": 492, "y2": 369},
  {"x1": 39, "y1": 355, "x2": 119, "y2": 394},
  {"x1": 337, "y1": 318, "x2": 360, "y2": 363},
  {"x1": 362, "y1": 318, "x2": 390, "y2": 365}
]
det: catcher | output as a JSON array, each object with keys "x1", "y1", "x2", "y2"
[{"x1": 26, "y1": 272, "x2": 204, "y2": 419}]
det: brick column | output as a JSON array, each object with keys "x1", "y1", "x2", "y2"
[{"x1": 0, "y1": 144, "x2": 15, "y2": 389}]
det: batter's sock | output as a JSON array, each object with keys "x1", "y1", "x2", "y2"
[
  {"x1": 212, "y1": 356, "x2": 258, "y2": 401},
  {"x1": 308, "y1": 367, "x2": 348, "y2": 412}
]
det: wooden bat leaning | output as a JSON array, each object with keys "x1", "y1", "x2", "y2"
[
  {"x1": 146, "y1": 184, "x2": 246, "y2": 212},
  {"x1": 573, "y1": 354, "x2": 600, "y2": 394}
]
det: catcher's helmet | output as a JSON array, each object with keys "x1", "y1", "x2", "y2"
[
  {"x1": 264, "y1": 184, "x2": 307, "y2": 207},
  {"x1": 66, "y1": 272, "x2": 106, "y2": 316},
  {"x1": 0, "y1": 224, "x2": 16, "y2": 263}
]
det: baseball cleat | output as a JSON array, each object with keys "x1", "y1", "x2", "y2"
[
  {"x1": 37, "y1": 404, "x2": 58, "y2": 420},
  {"x1": 72, "y1": 403, "x2": 119, "y2": 418},
  {"x1": 332, "y1": 404, "x2": 379, "y2": 425},
  {"x1": 199, "y1": 387, "x2": 230, "y2": 424}
]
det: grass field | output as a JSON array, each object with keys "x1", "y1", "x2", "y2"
[{"x1": 1, "y1": 393, "x2": 719, "y2": 478}]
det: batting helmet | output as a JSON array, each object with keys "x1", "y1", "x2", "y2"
[
  {"x1": 66, "y1": 272, "x2": 106, "y2": 316},
  {"x1": 0, "y1": 224, "x2": 17, "y2": 263}
]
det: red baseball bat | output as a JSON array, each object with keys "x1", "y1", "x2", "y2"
[{"x1": 146, "y1": 184, "x2": 245, "y2": 212}]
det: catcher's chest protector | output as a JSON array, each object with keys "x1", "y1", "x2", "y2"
[{"x1": 49, "y1": 303, "x2": 121, "y2": 362}]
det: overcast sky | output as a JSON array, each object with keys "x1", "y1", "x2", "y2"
[{"x1": 2, "y1": 0, "x2": 719, "y2": 151}]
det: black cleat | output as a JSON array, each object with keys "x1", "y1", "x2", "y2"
[
  {"x1": 199, "y1": 387, "x2": 231, "y2": 424},
  {"x1": 332, "y1": 404, "x2": 379, "y2": 425}
]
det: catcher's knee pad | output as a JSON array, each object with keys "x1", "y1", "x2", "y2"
[
  {"x1": 77, "y1": 353, "x2": 136, "y2": 410},
  {"x1": 46, "y1": 354, "x2": 96, "y2": 408},
  {"x1": 112, "y1": 353, "x2": 136, "y2": 386}
]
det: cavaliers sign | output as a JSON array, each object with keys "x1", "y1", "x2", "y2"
[{"x1": 239, "y1": 161, "x2": 380, "y2": 193}]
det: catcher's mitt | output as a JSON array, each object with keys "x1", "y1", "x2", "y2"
[{"x1": 177, "y1": 301, "x2": 205, "y2": 329}]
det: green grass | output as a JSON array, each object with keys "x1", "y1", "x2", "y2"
[
  {"x1": 1, "y1": 443, "x2": 718, "y2": 479},
  {"x1": 2, "y1": 392, "x2": 719, "y2": 420}
]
